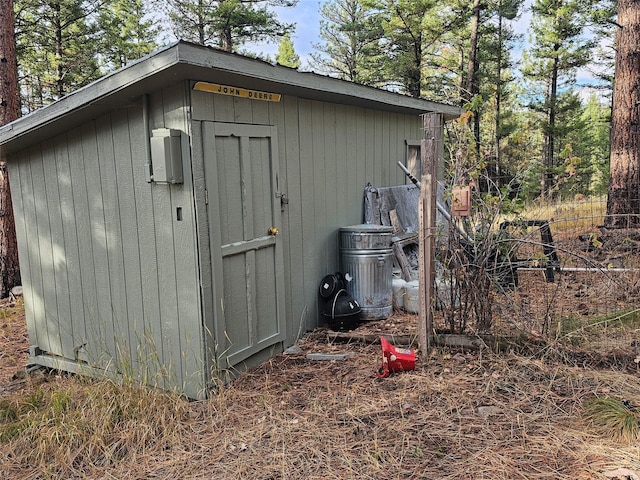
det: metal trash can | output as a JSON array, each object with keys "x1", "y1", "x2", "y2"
[{"x1": 340, "y1": 224, "x2": 393, "y2": 320}]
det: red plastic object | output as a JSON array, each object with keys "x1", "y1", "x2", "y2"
[{"x1": 377, "y1": 336, "x2": 416, "y2": 378}]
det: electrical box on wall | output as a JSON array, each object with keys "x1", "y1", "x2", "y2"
[{"x1": 150, "y1": 128, "x2": 184, "y2": 184}]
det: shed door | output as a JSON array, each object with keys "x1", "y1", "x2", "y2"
[{"x1": 203, "y1": 122, "x2": 285, "y2": 367}]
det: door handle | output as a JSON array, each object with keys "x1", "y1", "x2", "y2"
[{"x1": 268, "y1": 226, "x2": 279, "y2": 236}]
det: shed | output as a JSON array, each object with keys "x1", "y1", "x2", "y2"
[{"x1": 0, "y1": 41, "x2": 460, "y2": 399}]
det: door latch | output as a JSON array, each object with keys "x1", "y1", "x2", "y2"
[{"x1": 276, "y1": 192, "x2": 289, "y2": 206}]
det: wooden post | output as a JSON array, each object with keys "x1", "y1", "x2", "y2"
[{"x1": 418, "y1": 113, "x2": 443, "y2": 356}]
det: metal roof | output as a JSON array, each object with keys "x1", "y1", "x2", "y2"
[{"x1": 0, "y1": 41, "x2": 461, "y2": 155}]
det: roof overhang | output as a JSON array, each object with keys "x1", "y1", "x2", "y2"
[{"x1": 0, "y1": 41, "x2": 461, "y2": 155}]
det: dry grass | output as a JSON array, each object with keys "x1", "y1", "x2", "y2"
[
  {"x1": 585, "y1": 396, "x2": 640, "y2": 444},
  {"x1": 520, "y1": 197, "x2": 606, "y2": 234},
  {"x1": 2, "y1": 312, "x2": 640, "y2": 479},
  {"x1": 3, "y1": 196, "x2": 640, "y2": 479},
  {"x1": 0, "y1": 299, "x2": 28, "y2": 387},
  {"x1": 0, "y1": 377, "x2": 192, "y2": 477}
]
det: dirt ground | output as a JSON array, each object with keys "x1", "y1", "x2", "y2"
[
  {"x1": 2, "y1": 293, "x2": 640, "y2": 479},
  {"x1": 7, "y1": 203, "x2": 640, "y2": 478}
]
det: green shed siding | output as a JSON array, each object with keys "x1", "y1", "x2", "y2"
[
  {"x1": 191, "y1": 89, "x2": 423, "y2": 343},
  {"x1": 9, "y1": 102, "x2": 206, "y2": 398},
  {"x1": 1, "y1": 42, "x2": 459, "y2": 399}
]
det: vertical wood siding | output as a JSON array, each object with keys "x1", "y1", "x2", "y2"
[
  {"x1": 9, "y1": 86, "x2": 206, "y2": 398},
  {"x1": 191, "y1": 90, "x2": 423, "y2": 344},
  {"x1": 8, "y1": 78, "x2": 426, "y2": 399}
]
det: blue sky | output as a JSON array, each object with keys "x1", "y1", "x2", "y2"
[{"x1": 251, "y1": 0, "x2": 325, "y2": 63}]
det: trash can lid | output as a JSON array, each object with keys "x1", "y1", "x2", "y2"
[{"x1": 340, "y1": 224, "x2": 394, "y2": 233}]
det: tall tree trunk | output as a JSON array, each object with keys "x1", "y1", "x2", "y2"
[
  {"x1": 466, "y1": 0, "x2": 481, "y2": 162},
  {"x1": 494, "y1": 0, "x2": 503, "y2": 189},
  {"x1": 218, "y1": 0, "x2": 233, "y2": 51},
  {"x1": 197, "y1": 0, "x2": 206, "y2": 45},
  {"x1": 0, "y1": 0, "x2": 22, "y2": 298},
  {"x1": 0, "y1": 0, "x2": 18, "y2": 124},
  {"x1": 605, "y1": 0, "x2": 640, "y2": 228},
  {"x1": 54, "y1": 2, "x2": 65, "y2": 98},
  {"x1": 409, "y1": 45, "x2": 422, "y2": 98},
  {"x1": 542, "y1": 50, "x2": 559, "y2": 200},
  {"x1": 221, "y1": 27, "x2": 233, "y2": 51}
]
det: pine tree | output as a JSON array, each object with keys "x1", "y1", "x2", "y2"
[
  {"x1": 521, "y1": 0, "x2": 596, "y2": 199},
  {"x1": 576, "y1": 94, "x2": 610, "y2": 196},
  {"x1": 97, "y1": 0, "x2": 159, "y2": 71},
  {"x1": 310, "y1": 0, "x2": 385, "y2": 86},
  {"x1": 375, "y1": 0, "x2": 469, "y2": 98},
  {"x1": 552, "y1": 90, "x2": 588, "y2": 198},
  {"x1": 1, "y1": 0, "x2": 20, "y2": 126},
  {"x1": 14, "y1": 0, "x2": 102, "y2": 109},
  {"x1": 462, "y1": 0, "x2": 524, "y2": 191},
  {"x1": 465, "y1": 0, "x2": 481, "y2": 108},
  {"x1": 163, "y1": 0, "x2": 295, "y2": 52},
  {"x1": 377, "y1": 0, "x2": 437, "y2": 97},
  {"x1": 275, "y1": 33, "x2": 300, "y2": 68},
  {"x1": 486, "y1": 0, "x2": 524, "y2": 189}
]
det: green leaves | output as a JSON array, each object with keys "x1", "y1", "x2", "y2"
[{"x1": 275, "y1": 33, "x2": 300, "y2": 68}]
